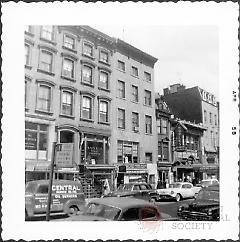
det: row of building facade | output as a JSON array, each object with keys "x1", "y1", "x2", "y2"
[{"x1": 25, "y1": 26, "x2": 219, "y2": 190}]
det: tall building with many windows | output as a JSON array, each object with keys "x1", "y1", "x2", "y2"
[{"x1": 25, "y1": 25, "x2": 158, "y2": 190}]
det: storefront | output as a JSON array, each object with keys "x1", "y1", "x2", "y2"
[
  {"x1": 199, "y1": 165, "x2": 219, "y2": 180},
  {"x1": 172, "y1": 164, "x2": 194, "y2": 182},
  {"x1": 157, "y1": 165, "x2": 172, "y2": 188}
]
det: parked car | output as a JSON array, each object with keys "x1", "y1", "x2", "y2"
[
  {"x1": 156, "y1": 182, "x2": 201, "y2": 202},
  {"x1": 25, "y1": 179, "x2": 86, "y2": 219},
  {"x1": 196, "y1": 179, "x2": 219, "y2": 188},
  {"x1": 103, "y1": 182, "x2": 159, "y2": 202},
  {"x1": 177, "y1": 185, "x2": 219, "y2": 221},
  {"x1": 63, "y1": 197, "x2": 176, "y2": 221}
]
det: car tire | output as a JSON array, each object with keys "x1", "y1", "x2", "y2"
[
  {"x1": 175, "y1": 193, "x2": 181, "y2": 202},
  {"x1": 67, "y1": 205, "x2": 79, "y2": 216}
]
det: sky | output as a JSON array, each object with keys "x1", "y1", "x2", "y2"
[{"x1": 92, "y1": 25, "x2": 219, "y2": 99}]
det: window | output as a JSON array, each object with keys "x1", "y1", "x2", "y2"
[
  {"x1": 62, "y1": 58, "x2": 75, "y2": 79},
  {"x1": 145, "y1": 115, "x2": 152, "y2": 134},
  {"x1": 144, "y1": 90, "x2": 152, "y2": 106},
  {"x1": 132, "y1": 85, "x2": 139, "y2": 102},
  {"x1": 117, "y1": 141, "x2": 139, "y2": 164},
  {"x1": 99, "y1": 101, "x2": 109, "y2": 123},
  {"x1": 157, "y1": 118, "x2": 168, "y2": 135},
  {"x1": 144, "y1": 72, "x2": 151, "y2": 82},
  {"x1": 117, "y1": 60, "x2": 125, "y2": 71},
  {"x1": 214, "y1": 114, "x2": 217, "y2": 126},
  {"x1": 25, "y1": 25, "x2": 32, "y2": 33},
  {"x1": 209, "y1": 112, "x2": 212, "y2": 124},
  {"x1": 210, "y1": 131, "x2": 214, "y2": 146},
  {"x1": 99, "y1": 71, "x2": 109, "y2": 90},
  {"x1": 118, "y1": 80, "x2": 125, "y2": 99},
  {"x1": 131, "y1": 66, "x2": 138, "y2": 77},
  {"x1": 81, "y1": 96, "x2": 92, "y2": 120},
  {"x1": 63, "y1": 35, "x2": 75, "y2": 50},
  {"x1": 83, "y1": 42, "x2": 93, "y2": 57},
  {"x1": 36, "y1": 85, "x2": 51, "y2": 112},
  {"x1": 39, "y1": 50, "x2": 53, "y2": 73},
  {"x1": 158, "y1": 142, "x2": 169, "y2": 161},
  {"x1": 132, "y1": 112, "x2": 139, "y2": 132},
  {"x1": 145, "y1": 153, "x2": 152, "y2": 163},
  {"x1": 82, "y1": 65, "x2": 93, "y2": 84},
  {"x1": 25, "y1": 44, "x2": 31, "y2": 66},
  {"x1": 25, "y1": 122, "x2": 48, "y2": 160},
  {"x1": 118, "y1": 109, "x2": 125, "y2": 129},
  {"x1": 204, "y1": 110, "x2": 207, "y2": 123},
  {"x1": 41, "y1": 26, "x2": 54, "y2": 41},
  {"x1": 99, "y1": 50, "x2": 109, "y2": 63},
  {"x1": 61, "y1": 91, "x2": 73, "y2": 116}
]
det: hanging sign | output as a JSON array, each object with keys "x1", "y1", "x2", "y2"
[{"x1": 55, "y1": 143, "x2": 74, "y2": 168}]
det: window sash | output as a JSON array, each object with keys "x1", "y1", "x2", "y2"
[
  {"x1": 25, "y1": 45, "x2": 30, "y2": 65},
  {"x1": 118, "y1": 81, "x2": 125, "y2": 98},
  {"x1": 82, "y1": 97, "x2": 92, "y2": 119},
  {"x1": 145, "y1": 116, "x2": 152, "y2": 134},
  {"x1": 132, "y1": 86, "x2": 138, "y2": 102},
  {"x1": 132, "y1": 66, "x2": 138, "y2": 76},
  {"x1": 118, "y1": 61, "x2": 125, "y2": 71},
  {"x1": 100, "y1": 51, "x2": 108, "y2": 63},
  {"x1": 144, "y1": 72, "x2": 151, "y2": 82},
  {"x1": 82, "y1": 66, "x2": 92, "y2": 83},
  {"x1": 62, "y1": 92, "x2": 73, "y2": 115},
  {"x1": 99, "y1": 101, "x2": 108, "y2": 122},
  {"x1": 37, "y1": 85, "x2": 51, "y2": 111},
  {"x1": 132, "y1": 113, "x2": 139, "y2": 129},
  {"x1": 99, "y1": 72, "x2": 108, "y2": 89},
  {"x1": 40, "y1": 51, "x2": 53, "y2": 72},
  {"x1": 118, "y1": 109, "x2": 125, "y2": 128},
  {"x1": 64, "y1": 36, "x2": 75, "y2": 49},
  {"x1": 83, "y1": 43, "x2": 93, "y2": 56},
  {"x1": 41, "y1": 26, "x2": 54, "y2": 41},
  {"x1": 144, "y1": 91, "x2": 152, "y2": 105},
  {"x1": 63, "y1": 59, "x2": 74, "y2": 78}
]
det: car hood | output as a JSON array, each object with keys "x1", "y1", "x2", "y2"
[
  {"x1": 157, "y1": 188, "x2": 177, "y2": 193},
  {"x1": 187, "y1": 199, "x2": 219, "y2": 211}
]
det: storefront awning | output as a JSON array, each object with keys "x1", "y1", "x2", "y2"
[
  {"x1": 25, "y1": 163, "x2": 50, "y2": 171},
  {"x1": 79, "y1": 126, "x2": 111, "y2": 137}
]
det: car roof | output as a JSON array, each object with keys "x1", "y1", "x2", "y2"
[
  {"x1": 89, "y1": 197, "x2": 155, "y2": 209},
  {"x1": 26, "y1": 179, "x2": 81, "y2": 186},
  {"x1": 170, "y1": 182, "x2": 192, "y2": 185},
  {"x1": 202, "y1": 185, "x2": 219, "y2": 191}
]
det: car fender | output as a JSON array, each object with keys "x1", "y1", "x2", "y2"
[{"x1": 63, "y1": 199, "x2": 85, "y2": 214}]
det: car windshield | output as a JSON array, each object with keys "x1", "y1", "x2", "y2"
[
  {"x1": 117, "y1": 184, "x2": 133, "y2": 191},
  {"x1": 169, "y1": 183, "x2": 182, "y2": 188},
  {"x1": 196, "y1": 189, "x2": 219, "y2": 201},
  {"x1": 83, "y1": 203, "x2": 121, "y2": 220}
]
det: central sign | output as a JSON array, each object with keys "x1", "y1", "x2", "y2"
[{"x1": 55, "y1": 143, "x2": 74, "y2": 168}]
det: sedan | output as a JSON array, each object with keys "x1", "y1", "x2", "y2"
[{"x1": 61, "y1": 197, "x2": 175, "y2": 221}]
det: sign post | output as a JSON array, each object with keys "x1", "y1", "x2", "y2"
[{"x1": 46, "y1": 142, "x2": 56, "y2": 221}]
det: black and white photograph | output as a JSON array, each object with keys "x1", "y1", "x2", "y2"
[{"x1": 2, "y1": 2, "x2": 239, "y2": 241}]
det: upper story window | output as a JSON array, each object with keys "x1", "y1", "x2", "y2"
[
  {"x1": 118, "y1": 80, "x2": 125, "y2": 99},
  {"x1": 131, "y1": 85, "x2": 139, "y2": 102},
  {"x1": 41, "y1": 26, "x2": 54, "y2": 41},
  {"x1": 132, "y1": 112, "x2": 139, "y2": 132},
  {"x1": 83, "y1": 42, "x2": 94, "y2": 58},
  {"x1": 82, "y1": 65, "x2": 93, "y2": 85},
  {"x1": 131, "y1": 66, "x2": 138, "y2": 77},
  {"x1": 36, "y1": 84, "x2": 52, "y2": 113},
  {"x1": 25, "y1": 76, "x2": 32, "y2": 109},
  {"x1": 145, "y1": 115, "x2": 152, "y2": 134},
  {"x1": 39, "y1": 49, "x2": 54, "y2": 73},
  {"x1": 99, "y1": 50, "x2": 109, "y2": 64},
  {"x1": 81, "y1": 96, "x2": 93, "y2": 121},
  {"x1": 144, "y1": 71, "x2": 151, "y2": 82},
  {"x1": 145, "y1": 153, "x2": 153, "y2": 163},
  {"x1": 62, "y1": 58, "x2": 75, "y2": 79},
  {"x1": 214, "y1": 114, "x2": 217, "y2": 126},
  {"x1": 117, "y1": 60, "x2": 125, "y2": 72},
  {"x1": 99, "y1": 71, "x2": 109, "y2": 90},
  {"x1": 157, "y1": 118, "x2": 168, "y2": 135},
  {"x1": 118, "y1": 108, "x2": 125, "y2": 129},
  {"x1": 25, "y1": 44, "x2": 31, "y2": 66},
  {"x1": 25, "y1": 25, "x2": 33, "y2": 35},
  {"x1": 209, "y1": 112, "x2": 212, "y2": 124},
  {"x1": 144, "y1": 90, "x2": 152, "y2": 106},
  {"x1": 63, "y1": 34, "x2": 75, "y2": 50},
  {"x1": 99, "y1": 100, "x2": 109, "y2": 124},
  {"x1": 61, "y1": 90, "x2": 74, "y2": 117},
  {"x1": 204, "y1": 110, "x2": 207, "y2": 123}
]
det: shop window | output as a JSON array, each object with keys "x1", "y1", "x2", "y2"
[
  {"x1": 41, "y1": 26, "x2": 55, "y2": 41},
  {"x1": 144, "y1": 71, "x2": 151, "y2": 82},
  {"x1": 118, "y1": 109, "x2": 125, "y2": 129},
  {"x1": 145, "y1": 115, "x2": 152, "y2": 134},
  {"x1": 144, "y1": 90, "x2": 152, "y2": 106},
  {"x1": 132, "y1": 112, "x2": 139, "y2": 132},
  {"x1": 118, "y1": 80, "x2": 125, "y2": 99},
  {"x1": 145, "y1": 153, "x2": 152, "y2": 163},
  {"x1": 131, "y1": 85, "x2": 139, "y2": 102},
  {"x1": 25, "y1": 122, "x2": 48, "y2": 160},
  {"x1": 117, "y1": 60, "x2": 125, "y2": 72},
  {"x1": 99, "y1": 71, "x2": 109, "y2": 90},
  {"x1": 61, "y1": 90, "x2": 74, "y2": 117}
]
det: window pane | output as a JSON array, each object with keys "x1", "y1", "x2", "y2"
[
  {"x1": 62, "y1": 92, "x2": 73, "y2": 115},
  {"x1": 37, "y1": 85, "x2": 51, "y2": 111},
  {"x1": 63, "y1": 59, "x2": 74, "y2": 78},
  {"x1": 100, "y1": 51, "x2": 108, "y2": 63},
  {"x1": 82, "y1": 66, "x2": 92, "y2": 83},
  {"x1": 42, "y1": 26, "x2": 53, "y2": 40},
  {"x1": 83, "y1": 43, "x2": 93, "y2": 56},
  {"x1": 40, "y1": 51, "x2": 53, "y2": 72},
  {"x1": 64, "y1": 35, "x2": 74, "y2": 49},
  {"x1": 25, "y1": 45, "x2": 30, "y2": 65},
  {"x1": 99, "y1": 72, "x2": 108, "y2": 89}
]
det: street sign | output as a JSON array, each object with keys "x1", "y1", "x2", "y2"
[{"x1": 55, "y1": 143, "x2": 74, "y2": 168}]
